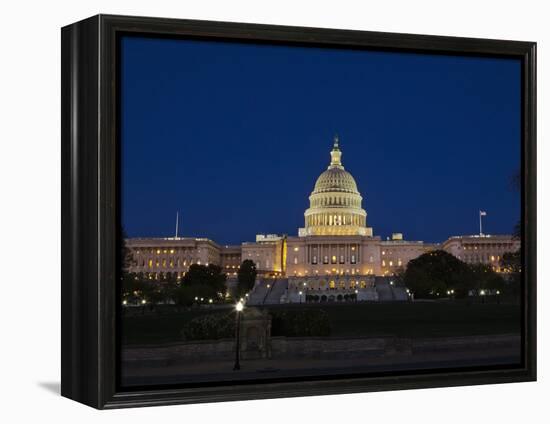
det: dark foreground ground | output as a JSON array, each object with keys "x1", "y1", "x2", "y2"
[
  {"x1": 122, "y1": 334, "x2": 520, "y2": 387},
  {"x1": 120, "y1": 300, "x2": 521, "y2": 387},
  {"x1": 122, "y1": 300, "x2": 521, "y2": 345}
]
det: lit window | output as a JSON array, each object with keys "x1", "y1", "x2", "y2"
[
  {"x1": 351, "y1": 255, "x2": 356, "y2": 264},
  {"x1": 312, "y1": 255, "x2": 318, "y2": 264},
  {"x1": 294, "y1": 257, "x2": 298, "y2": 264},
  {"x1": 382, "y1": 260, "x2": 386, "y2": 267},
  {"x1": 340, "y1": 255, "x2": 345, "y2": 264},
  {"x1": 382, "y1": 251, "x2": 386, "y2": 255},
  {"x1": 293, "y1": 247, "x2": 299, "y2": 252},
  {"x1": 323, "y1": 256, "x2": 329, "y2": 264},
  {"x1": 148, "y1": 259, "x2": 153, "y2": 269},
  {"x1": 331, "y1": 255, "x2": 337, "y2": 264},
  {"x1": 156, "y1": 249, "x2": 161, "y2": 254}
]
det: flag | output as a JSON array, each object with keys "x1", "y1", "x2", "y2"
[{"x1": 480, "y1": 211, "x2": 487, "y2": 216}]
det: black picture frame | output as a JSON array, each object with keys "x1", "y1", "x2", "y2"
[{"x1": 61, "y1": 14, "x2": 536, "y2": 409}]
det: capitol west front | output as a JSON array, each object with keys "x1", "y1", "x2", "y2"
[{"x1": 126, "y1": 137, "x2": 519, "y2": 303}]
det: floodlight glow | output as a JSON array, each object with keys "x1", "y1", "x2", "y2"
[{"x1": 235, "y1": 301, "x2": 244, "y2": 312}]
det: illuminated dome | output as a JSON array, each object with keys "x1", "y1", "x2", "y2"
[
  {"x1": 313, "y1": 167, "x2": 359, "y2": 194},
  {"x1": 299, "y1": 136, "x2": 373, "y2": 237}
]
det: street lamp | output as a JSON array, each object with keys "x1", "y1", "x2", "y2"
[
  {"x1": 234, "y1": 301, "x2": 244, "y2": 371},
  {"x1": 299, "y1": 291, "x2": 303, "y2": 304}
]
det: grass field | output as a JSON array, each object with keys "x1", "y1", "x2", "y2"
[{"x1": 122, "y1": 300, "x2": 521, "y2": 346}]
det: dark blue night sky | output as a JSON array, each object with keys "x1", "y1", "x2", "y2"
[{"x1": 121, "y1": 36, "x2": 521, "y2": 245}]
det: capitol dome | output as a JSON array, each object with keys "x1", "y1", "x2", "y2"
[
  {"x1": 313, "y1": 166, "x2": 359, "y2": 194},
  {"x1": 299, "y1": 136, "x2": 373, "y2": 237}
]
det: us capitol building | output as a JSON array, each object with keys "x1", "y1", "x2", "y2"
[{"x1": 126, "y1": 137, "x2": 519, "y2": 303}]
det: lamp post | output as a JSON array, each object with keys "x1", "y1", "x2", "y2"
[
  {"x1": 299, "y1": 291, "x2": 303, "y2": 304},
  {"x1": 234, "y1": 301, "x2": 244, "y2": 371}
]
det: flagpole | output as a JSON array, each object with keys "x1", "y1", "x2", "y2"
[
  {"x1": 479, "y1": 210, "x2": 482, "y2": 236},
  {"x1": 175, "y1": 211, "x2": 179, "y2": 239}
]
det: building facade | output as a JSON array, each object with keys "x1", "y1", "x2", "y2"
[{"x1": 125, "y1": 137, "x2": 520, "y2": 298}]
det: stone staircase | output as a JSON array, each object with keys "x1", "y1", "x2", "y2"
[
  {"x1": 246, "y1": 279, "x2": 270, "y2": 305},
  {"x1": 390, "y1": 285, "x2": 409, "y2": 301},
  {"x1": 375, "y1": 279, "x2": 394, "y2": 301},
  {"x1": 263, "y1": 278, "x2": 288, "y2": 304},
  {"x1": 375, "y1": 277, "x2": 408, "y2": 302}
]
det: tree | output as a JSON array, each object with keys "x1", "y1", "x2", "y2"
[
  {"x1": 501, "y1": 251, "x2": 521, "y2": 274},
  {"x1": 500, "y1": 251, "x2": 521, "y2": 297},
  {"x1": 403, "y1": 250, "x2": 473, "y2": 298},
  {"x1": 120, "y1": 227, "x2": 135, "y2": 271},
  {"x1": 468, "y1": 263, "x2": 505, "y2": 296},
  {"x1": 236, "y1": 259, "x2": 257, "y2": 298},
  {"x1": 177, "y1": 264, "x2": 227, "y2": 306}
]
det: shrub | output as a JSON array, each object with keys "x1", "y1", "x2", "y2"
[
  {"x1": 182, "y1": 312, "x2": 235, "y2": 341},
  {"x1": 270, "y1": 309, "x2": 331, "y2": 337}
]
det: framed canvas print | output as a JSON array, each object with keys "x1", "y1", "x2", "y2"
[{"x1": 61, "y1": 14, "x2": 536, "y2": 409}]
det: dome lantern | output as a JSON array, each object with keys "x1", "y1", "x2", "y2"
[{"x1": 329, "y1": 134, "x2": 343, "y2": 168}]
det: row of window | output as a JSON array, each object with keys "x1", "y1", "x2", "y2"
[
  {"x1": 139, "y1": 258, "x2": 208, "y2": 269},
  {"x1": 308, "y1": 254, "x2": 357, "y2": 265},
  {"x1": 461, "y1": 255, "x2": 501, "y2": 262},
  {"x1": 297, "y1": 280, "x2": 370, "y2": 289},
  {"x1": 307, "y1": 214, "x2": 364, "y2": 226},
  {"x1": 310, "y1": 196, "x2": 361, "y2": 208},
  {"x1": 134, "y1": 248, "x2": 211, "y2": 255},
  {"x1": 381, "y1": 259, "x2": 403, "y2": 267},
  {"x1": 461, "y1": 244, "x2": 513, "y2": 250}
]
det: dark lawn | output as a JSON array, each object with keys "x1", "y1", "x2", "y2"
[{"x1": 121, "y1": 301, "x2": 521, "y2": 346}]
